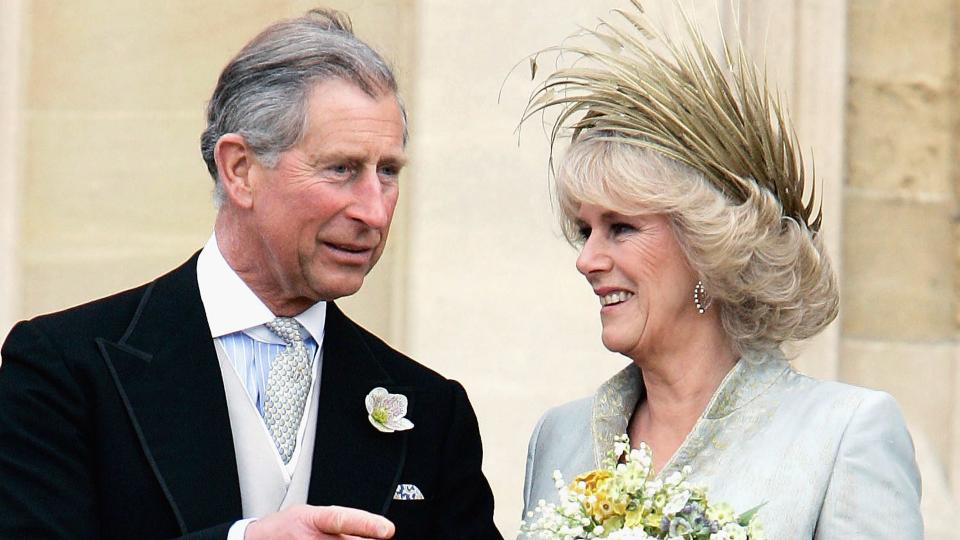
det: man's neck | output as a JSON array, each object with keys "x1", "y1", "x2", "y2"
[{"x1": 214, "y1": 214, "x2": 313, "y2": 317}]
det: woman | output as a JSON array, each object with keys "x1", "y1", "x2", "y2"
[{"x1": 520, "y1": 3, "x2": 922, "y2": 538}]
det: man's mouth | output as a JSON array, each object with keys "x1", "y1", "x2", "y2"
[
  {"x1": 322, "y1": 242, "x2": 378, "y2": 265},
  {"x1": 326, "y1": 242, "x2": 373, "y2": 254}
]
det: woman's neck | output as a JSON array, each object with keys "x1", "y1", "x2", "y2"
[{"x1": 628, "y1": 320, "x2": 737, "y2": 472}]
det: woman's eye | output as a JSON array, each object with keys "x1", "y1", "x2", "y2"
[
  {"x1": 575, "y1": 226, "x2": 591, "y2": 242},
  {"x1": 611, "y1": 223, "x2": 636, "y2": 235}
]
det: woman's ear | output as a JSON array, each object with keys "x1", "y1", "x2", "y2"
[{"x1": 213, "y1": 133, "x2": 255, "y2": 209}]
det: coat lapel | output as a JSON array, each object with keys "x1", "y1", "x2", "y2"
[
  {"x1": 308, "y1": 303, "x2": 409, "y2": 514},
  {"x1": 97, "y1": 255, "x2": 242, "y2": 534}
]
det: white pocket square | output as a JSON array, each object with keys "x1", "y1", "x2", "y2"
[{"x1": 393, "y1": 483, "x2": 424, "y2": 500}]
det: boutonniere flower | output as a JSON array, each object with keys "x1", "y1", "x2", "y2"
[{"x1": 365, "y1": 387, "x2": 414, "y2": 433}]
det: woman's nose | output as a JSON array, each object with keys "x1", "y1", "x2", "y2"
[{"x1": 576, "y1": 235, "x2": 612, "y2": 276}]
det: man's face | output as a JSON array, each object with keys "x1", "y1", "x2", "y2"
[{"x1": 245, "y1": 79, "x2": 406, "y2": 306}]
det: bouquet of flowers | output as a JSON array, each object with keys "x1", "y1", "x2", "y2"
[{"x1": 520, "y1": 435, "x2": 764, "y2": 540}]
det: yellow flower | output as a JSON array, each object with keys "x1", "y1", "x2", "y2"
[
  {"x1": 602, "y1": 515, "x2": 625, "y2": 531},
  {"x1": 625, "y1": 507, "x2": 645, "y2": 528},
  {"x1": 643, "y1": 512, "x2": 663, "y2": 529},
  {"x1": 571, "y1": 469, "x2": 613, "y2": 493},
  {"x1": 570, "y1": 469, "x2": 623, "y2": 523}
]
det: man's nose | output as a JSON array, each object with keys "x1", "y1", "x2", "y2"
[
  {"x1": 576, "y1": 235, "x2": 612, "y2": 276},
  {"x1": 347, "y1": 168, "x2": 392, "y2": 229}
]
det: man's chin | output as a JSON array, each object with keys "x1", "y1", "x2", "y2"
[{"x1": 310, "y1": 275, "x2": 366, "y2": 301}]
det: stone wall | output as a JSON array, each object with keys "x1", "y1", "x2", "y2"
[
  {"x1": 0, "y1": 0, "x2": 23, "y2": 336},
  {"x1": 8, "y1": 0, "x2": 409, "y2": 338},
  {"x1": 843, "y1": 0, "x2": 960, "y2": 534},
  {"x1": 3, "y1": 0, "x2": 958, "y2": 536}
]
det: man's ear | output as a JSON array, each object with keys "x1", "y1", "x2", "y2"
[{"x1": 214, "y1": 133, "x2": 256, "y2": 209}]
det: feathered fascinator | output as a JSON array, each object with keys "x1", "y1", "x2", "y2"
[{"x1": 523, "y1": 0, "x2": 821, "y2": 231}]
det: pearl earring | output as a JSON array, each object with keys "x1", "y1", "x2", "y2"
[{"x1": 694, "y1": 280, "x2": 710, "y2": 314}]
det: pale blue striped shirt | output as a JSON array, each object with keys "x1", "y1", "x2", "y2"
[{"x1": 219, "y1": 332, "x2": 318, "y2": 416}]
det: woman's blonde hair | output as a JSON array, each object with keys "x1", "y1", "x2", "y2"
[
  {"x1": 557, "y1": 134, "x2": 839, "y2": 354},
  {"x1": 521, "y1": 1, "x2": 839, "y2": 353}
]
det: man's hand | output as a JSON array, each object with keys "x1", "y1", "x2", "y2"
[{"x1": 244, "y1": 505, "x2": 395, "y2": 539}]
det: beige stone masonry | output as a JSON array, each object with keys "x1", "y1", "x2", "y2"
[
  {"x1": 845, "y1": 0, "x2": 960, "y2": 511},
  {"x1": 5, "y1": 0, "x2": 960, "y2": 534},
  {"x1": 0, "y1": 1, "x2": 23, "y2": 337}
]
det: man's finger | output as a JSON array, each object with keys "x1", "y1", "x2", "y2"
[{"x1": 306, "y1": 505, "x2": 395, "y2": 538}]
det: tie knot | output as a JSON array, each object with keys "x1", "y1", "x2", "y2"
[{"x1": 265, "y1": 317, "x2": 304, "y2": 344}]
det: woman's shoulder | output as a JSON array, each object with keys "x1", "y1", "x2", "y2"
[
  {"x1": 532, "y1": 395, "x2": 594, "y2": 440},
  {"x1": 773, "y1": 372, "x2": 922, "y2": 535},
  {"x1": 524, "y1": 395, "x2": 599, "y2": 513},
  {"x1": 783, "y1": 367, "x2": 905, "y2": 419},
  {"x1": 765, "y1": 367, "x2": 913, "y2": 452}
]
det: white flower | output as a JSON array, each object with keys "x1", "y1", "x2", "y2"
[
  {"x1": 711, "y1": 522, "x2": 747, "y2": 540},
  {"x1": 614, "y1": 438, "x2": 629, "y2": 458},
  {"x1": 607, "y1": 528, "x2": 655, "y2": 540},
  {"x1": 663, "y1": 490, "x2": 691, "y2": 515},
  {"x1": 747, "y1": 517, "x2": 766, "y2": 540},
  {"x1": 706, "y1": 502, "x2": 735, "y2": 523},
  {"x1": 664, "y1": 471, "x2": 683, "y2": 486},
  {"x1": 365, "y1": 387, "x2": 414, "y2": 432}
]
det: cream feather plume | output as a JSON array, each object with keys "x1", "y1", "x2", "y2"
[{"x1": 523, "y1": 0, "x2": 822, "y2": 231}]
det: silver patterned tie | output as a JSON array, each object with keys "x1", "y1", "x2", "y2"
[{"x1": 263, "y1": 317, "x2": 313, "y2": 464}]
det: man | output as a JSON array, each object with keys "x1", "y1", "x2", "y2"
[{"x1": 0, "y1": 9, "x2": 501, "y2": 540}]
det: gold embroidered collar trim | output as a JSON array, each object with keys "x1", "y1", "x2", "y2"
[{"x1": 590, "y1": 350, "x2": 791, "y2": 469}]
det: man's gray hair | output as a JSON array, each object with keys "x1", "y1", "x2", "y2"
[{"x1": 200, "y1": 8, "x2": 407, "y2": 205}]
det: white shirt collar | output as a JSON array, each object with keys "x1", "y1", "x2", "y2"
[{"x1": 196, "y1": 233, "x2": 327, "y2": 342}]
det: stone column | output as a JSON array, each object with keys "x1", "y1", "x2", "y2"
[
  {"x1": 0, "y1": 0, "x2": 23, "y2": 338},
  {"x1": 842, "y1": 0, "x2": 959, "y2": 531},
  {"x1": 735, "y1": 0, "x2": 848, "y2": 381}
]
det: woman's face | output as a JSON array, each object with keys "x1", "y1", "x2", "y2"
[{"x1": 574, "y1": 203, "x2": 699, "y2": 360}]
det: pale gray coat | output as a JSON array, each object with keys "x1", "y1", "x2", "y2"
[{"x1": 522, "y1": 351, "x2": 923, "y2": 539}]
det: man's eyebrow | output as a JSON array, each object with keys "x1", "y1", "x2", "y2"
[
  {"x1": 307, "y1": 151, "x2": 408, "y2": 167},
  {"x1": 380, "y1": 154, "x2": 408, "y2": 168},
  {"x1": 306, "y1": 150, "x2": 353, "y2": 164}
]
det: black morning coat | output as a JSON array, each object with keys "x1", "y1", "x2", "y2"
[{"x1": 0, "y1": 253, "x2": 503, "y2": 539}]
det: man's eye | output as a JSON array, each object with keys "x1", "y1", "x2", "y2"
[
  {"x1": 378, "y1": 165, "x2": 400, "y2": 179},
  {"x1": 329, "y1": 164, "x2": 351, "y2": 175}
]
